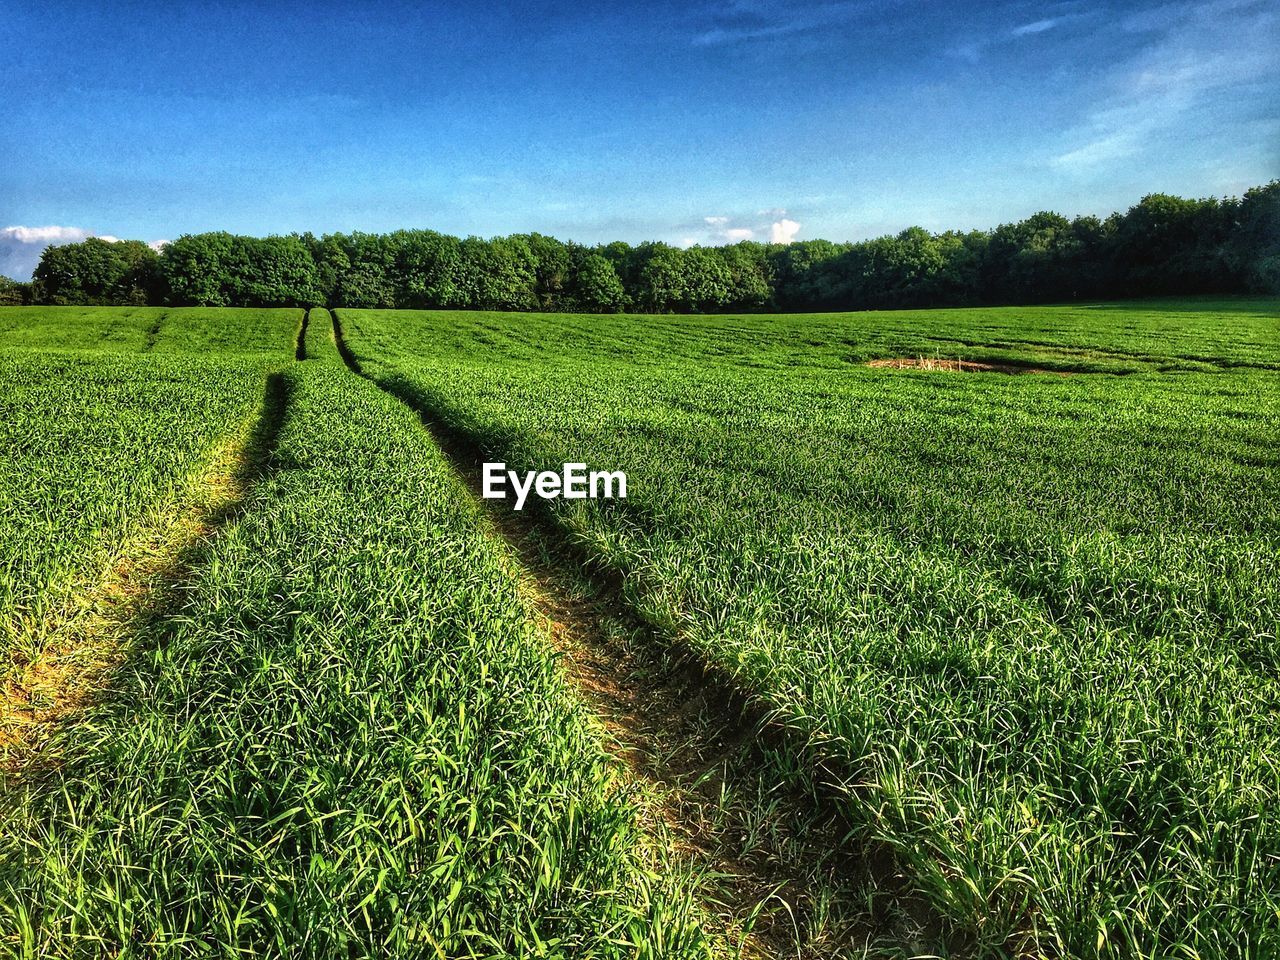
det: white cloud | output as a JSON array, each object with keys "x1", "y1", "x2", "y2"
[
  {"x1": 769, "y1": 218, "x2": 802, "y2": 244},
  {"x1": 0, "y1": 226, "x2": 150, "y2": 280},
  {"x1": 149, "y1": 239, "x2": 170, "y2": 251},
  {"x1": 680, "y1": 208, "x2": 802, "y2": 247},
  {"x1": 1, "y1": 225, "x2": 91, "y2": 280},
  {"x1": 2, "y1": 225, "x2": 90, "y2": 246},
  {"x1": 696, "y1": 214, "x2": 751, "y2": 245}
]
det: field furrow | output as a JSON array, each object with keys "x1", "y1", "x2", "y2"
[
  {"x1": 1, "y1": 374, "x2": 286, "y2": 773},
  {"x1": 4, "y1": 297, "x2": 1277, "y2": 958},
  {"x1": 0, "y1": 310, "x2": 298, "y2": 681}
]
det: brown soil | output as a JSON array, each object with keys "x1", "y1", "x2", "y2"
[{"x1": 868, "y1": 357, "x2": 1068, "y2": 374}]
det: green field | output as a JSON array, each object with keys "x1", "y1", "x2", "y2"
[
  {"x1": 1, "y1": 299, "x2": 1278, "y2": 958},
  {"x1": 1, "y1": 311, "x2": 705, "y2": 957},
  {"x1": 0, "y1": 308, "x2": 298, "y2": 696}
]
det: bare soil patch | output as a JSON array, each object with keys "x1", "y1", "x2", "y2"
[{"x1": 868, "y1": 357, "x2": 1069, "y2": 375}]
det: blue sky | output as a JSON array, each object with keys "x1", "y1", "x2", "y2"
[{"x1": 1, "y1": 0, "x2": 1277, "y2": 278}]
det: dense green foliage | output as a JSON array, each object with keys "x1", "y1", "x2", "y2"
[
  {"x1": 340, "y1": 299, "x2": 1280, "y2": 958},
  {"x1": 31, "y1": 237, "x2": 164, "y2": 306},
  {"x1": 0, "y1": 278, "x2": 32, "y2": 307},
  {"x1": 0, "y1": 309, "x2": 708, "y2": 958},
  {"x1": 18, "y1": 182, "x2": 1280, "y2": 312},
  {"x1": 162, "y1": 233, "x2": 324, "y2": 307},
  {"x1": 0, "y1": 308, "x2": 297, "y2": 674}
]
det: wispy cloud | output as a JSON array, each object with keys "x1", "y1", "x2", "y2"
[
  {"x1": 1052, "y1": 0, "x2": 1278, "y2": 170},
  {"x1": 954, "y1": 6, "x2": 1086, "y2": 61},
  {"x1": 1011, "y1": 17, "x2": 1060, "y2": 36},
  {"x1": 691, "y1": 0, "x2": 879, "y2": 46}
]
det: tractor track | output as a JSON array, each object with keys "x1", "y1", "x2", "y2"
[
  {"x1": 0, "y1": 371, "x2": 289, "y2": 780},
  {"x1": 329, "y1": 309, "x2": 924, "y2": 958}
]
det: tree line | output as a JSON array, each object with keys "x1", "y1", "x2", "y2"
[{"x1": 4, "y1": 181, "x2": 1276, "y2": 311}]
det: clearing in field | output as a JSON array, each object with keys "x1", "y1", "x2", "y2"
[{"x1": 865, "y1": 357, "x2": 1065, "y2": 374}]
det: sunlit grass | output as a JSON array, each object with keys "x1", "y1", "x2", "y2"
[
  {"x1": 0, "y1": 309, "x2": 298, "y2": 677},
  {"x1": 341, "y1": 298, "x2": 1280, "y2": 958},
  {"x1": 0, "y1": 310, "x2": 711, "y2": 958}
]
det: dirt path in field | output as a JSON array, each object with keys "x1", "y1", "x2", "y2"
[
  {"x1": 0, "y1": 373, "x2": 288, "y2": 779},
  {"x1": 469, "y1": 514, "x2": 905, "y2": 957},
  {"x1": 330, "y1": 311, "x2": 925, "y2": 959}
]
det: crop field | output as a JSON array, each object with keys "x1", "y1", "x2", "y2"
[
  {"x1": 0, "y1": 308, "x2": 297, "y2": 719},
  {"x1": 0, "y1": 298, "x2": 1277, "y2": 959},
  {"x1": 338, "y1": 298, "x2": 1280, "y2": 959},
  {"x1": 0, "y1": 306, "x2": 303, "y2": 356},
  {"x1": 1, "y1": 311, "x2": 706, "y2": 957}
]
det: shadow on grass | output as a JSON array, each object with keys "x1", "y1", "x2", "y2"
[{"x1": 0, "y1": 371, "x2": 290, "y2": 786}]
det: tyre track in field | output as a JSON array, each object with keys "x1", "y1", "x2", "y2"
[
  {"x1": 330, "y1": 310, "x2": 926, "y2": 959},
  {"x1": 296, "y1": 308, "x2": 309, "y2": 361},
  {"x1": 0, "y1": 364, "x2": 291, "y2": 780}
]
